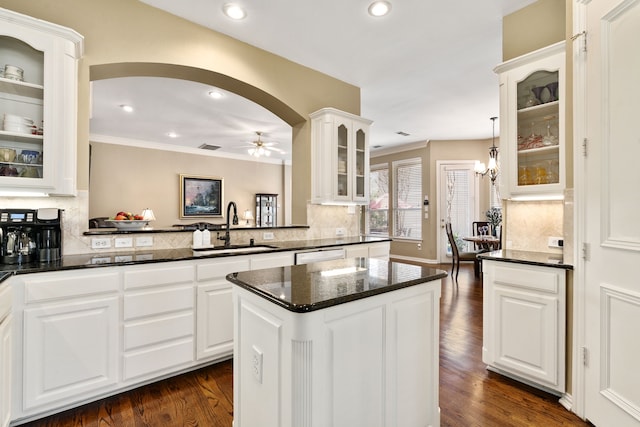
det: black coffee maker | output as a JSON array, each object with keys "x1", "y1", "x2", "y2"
[{"x1": 0, "y1": 208, "x2": 62, "y2": 264}]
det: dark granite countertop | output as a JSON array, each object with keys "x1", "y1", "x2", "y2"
[
  {"x1": 0, "y1": 236, "x2": 391, "y2": 281},
  {"x1": 478, "y1": 249, "x2": 573, "y2": 270},
  {"x1": 227, "y1": 257, "x2": 447, "y2": 313},
  {"x1": 83, "y1": 224, "x2": 310, "y2": 235}
]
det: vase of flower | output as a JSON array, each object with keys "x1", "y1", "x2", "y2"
[{"x1": 485, "y1": 207, "x2": 502, "y2": 237}]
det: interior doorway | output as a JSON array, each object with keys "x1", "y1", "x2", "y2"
[{"x1": 437, "y1": 161, "x2": 479, "y2": 263}]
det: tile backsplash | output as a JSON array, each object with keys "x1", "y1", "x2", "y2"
[
  {"x1": 1, "y1": 192, "x2": 360, "y2": 255},
  {"x1": 504, "y1": 199, "x2": 564, "y2": 255}
]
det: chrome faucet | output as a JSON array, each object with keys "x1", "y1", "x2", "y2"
[{"x1": 219, "y1": 201, "x2": 238, "y2": 247}]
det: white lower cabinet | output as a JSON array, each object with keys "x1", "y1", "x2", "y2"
[
  {"x1": 196, "y1": 257, "x2": 250, "y2": 361},
  {"x1": 482, "y1": 260, "x2": 566, "y2": 393},
  {"x1": 0, "y1": 282, "x2": 11, "y2": 427},
  {"x1": 345, "y1": 241, "x2": 390, "y2": 260},
  {"x1": 122, "y1": 262, "x2": 195, "y2": 382},
  {"x1": 233, "y1": 279, "x2": 441, "y2": 427},
  {"x1": 16, "y1": 269, "x2": 120, "y2": 416}
]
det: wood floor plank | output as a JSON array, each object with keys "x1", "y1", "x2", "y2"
[{"x1": 24, "y1": 262, "x2": 590, "y2": 427}]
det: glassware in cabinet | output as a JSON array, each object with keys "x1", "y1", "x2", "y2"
[
  {"x1": 0, "y1": 36, "x2": 44, "y2": 180},
  {"x1": 494, "y1": 41, "x2": 565, "y2": 198},
  {"x1": 256, "y1": 193, "x2": 277, "y2": 227}
]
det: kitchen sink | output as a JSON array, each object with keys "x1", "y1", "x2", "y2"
[{"x1": 192, "y1": 244, "x2": 277, "y2": 255}]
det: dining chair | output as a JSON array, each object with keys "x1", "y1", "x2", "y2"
[
  {"x1": 472, "y1": 221, "x2": 491, "y2": 250},
  {"x1": 445, "y1": 222, "x2": 483, "y2": 281}
]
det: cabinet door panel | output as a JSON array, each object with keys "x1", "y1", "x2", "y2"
[
  {"x1": 0, "y1": 315, "x2": 11, "y2": 427},
  {"x1": 23, "y1": 296, "x2": 118, "y2": 410},
  {"x1": 197, "y1": 283, "x2": 233, "y2": 360},
  {"x1": 492, "y1": 286, "x2": 560, "y2": 387}
]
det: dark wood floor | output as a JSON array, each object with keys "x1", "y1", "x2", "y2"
[{"x1": 24, "y1": 263, "x2": 590, "y2": 427}]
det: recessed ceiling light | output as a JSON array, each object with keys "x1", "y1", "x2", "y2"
[
  {"x1": 120, "y1": 104, "x2": 134, "y2": 113},
  {"x1": 368, "y1": 1, "x2": 392, "y2": 17},
  {"x1": 223, "y1": 3, "x2": 247, "y2": 20},
  {"x1": 167, "y1": 132, "x2": 178, "y2": 138},
  {"x1": 207, "y1": 90, "x2": 224, "y2": 99}
]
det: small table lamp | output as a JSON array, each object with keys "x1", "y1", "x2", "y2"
[
  {"x1": 243, "y1": 209, "x2": 254, "y2": 226},
  {"x1": 141, "y1": 208, "x2": 156, "y2": 221}
]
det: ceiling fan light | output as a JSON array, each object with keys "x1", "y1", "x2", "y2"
[
  {"x1": 223, "y1": 3, "x2": 246, "y2": 20},
  {"x1": 368, "y1": 1, "x2": 391, "y2": 17}
]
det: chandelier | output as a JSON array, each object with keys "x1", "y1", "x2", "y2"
[{"x1": 475, "y1": 116, "x2": 499, "y2": 184}]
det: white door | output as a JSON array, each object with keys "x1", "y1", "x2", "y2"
[
  {"x1": 578, "y1": 0, "x2": 640, "y2": 425},
  {"x1": 437, "y1": 162, "x2": 478, "y2": 262}
]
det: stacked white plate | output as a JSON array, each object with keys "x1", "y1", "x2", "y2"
[
  {"x1": 3, "y1": 65, "x2": 23, "y2": 81},
  {"x1": 3, "y1": 113, "x2": 35, "y2": 134}
]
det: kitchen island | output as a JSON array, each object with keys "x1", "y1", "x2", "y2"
[{"x1": 228, "y1": 257, "x2": 446, "y2": 427}]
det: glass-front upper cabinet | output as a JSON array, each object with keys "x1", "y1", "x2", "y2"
[
  {"x1": 310, "y1": 108, "x2": 372, "y2": 204},
  {"x1": 494, "y1": 42, "x2": 565, "y2": 199},
  {"x1": 0, "y1": 9, "x2": 83, "y2": 196}
]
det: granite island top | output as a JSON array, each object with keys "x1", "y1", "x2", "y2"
[
  {"x1": 478, "y1": 249, "x2": 573, "y2": 270},
  {"x1": 227, "y1": 257, "x2": 447, "y2": 312},
  {"x1": 0, "y1": 236, "x2": 391, "y2": 279}
]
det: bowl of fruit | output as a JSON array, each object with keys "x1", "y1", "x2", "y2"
[{"x1": 105, "y1": 211, "x2": 151, "y2": 230}]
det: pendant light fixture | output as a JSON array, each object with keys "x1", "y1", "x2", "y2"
[{"x1": 475, "y1": 116, "x2": 499, "y2": 184}]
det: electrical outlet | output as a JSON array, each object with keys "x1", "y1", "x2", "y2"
[
  {"x1": 115, "y1": 237, "x2": 133, "y2": 248},
  {"x1": 114, "y1": 255, "x2": 133, "y2": 263},
  {"x1": 548, "y1": 237, "x2": 564, "y2": 248},
  {"x1": 135, "y1": 236, "x2": 153, "y2": 247},
  {"x1": 252, "y1": 345, "x2": 263, "y2": 384},
  {"x1": 263, "y1": 232, "x2": 274, "y2": 240},
  {"x1": 336, "y1": 227, "x2": 346, "y2": 236},
  {"x1": 91, "y1": 238, "x2": 111, "y2": 249}
]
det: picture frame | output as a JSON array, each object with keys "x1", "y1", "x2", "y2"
[{"x1": 179, "y1": 174, "x2": 223, "y2": 218}]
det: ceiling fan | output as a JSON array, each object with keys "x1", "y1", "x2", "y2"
[{"x1": 246, "y1": 131, "x2": 284, "y2": 158}]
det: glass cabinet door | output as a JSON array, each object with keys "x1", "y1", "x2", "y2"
[
  {"x1": 354, "y1": 128, "x2": 366, "y2": 199},
  {"x1": 0, "y1": 36, "x2": 44, "y2": 183},
  {"x1": 256, "y1": 193, "x2": 277, "y2": 227},
  {"x1": 516, "y1": 69, "x2": 560, "y2": 188},
  {"x1": 336, "y1": 124, "x2": 349, "y2": 197}
]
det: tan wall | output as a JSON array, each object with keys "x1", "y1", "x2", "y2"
[
  {"x1": 372, "y1": 138, "x2": 493, "y2": 261},
  {"x1": 89, "y1": 142, "x2": 285, "y2": 228},
  {"x1": 502, "y1": 0, "x2": 566, "y2": 61},
  {"x1": 0, "y1": 0, "x2": 361, "y2": 224}
]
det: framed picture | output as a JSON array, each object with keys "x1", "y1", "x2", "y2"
[{"x1": 180, "y1": 174, "x2": 223, "y2": 218}]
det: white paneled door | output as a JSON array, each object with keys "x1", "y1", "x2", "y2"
[
  {"x1": 578, "y1": 0, "x2": 640, "y2": 425},
  {"x1": 437, "y1": 162, "x2": 478, "y2": 262}
]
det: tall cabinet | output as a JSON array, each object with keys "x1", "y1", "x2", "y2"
[
  {"x1": 494, "y1": 42, "x2": 565, "y2": 199},
  {"x1": 0, "y1": 8, "x2": 83, "y2": 196},
  {"x1": 310, "y1": 108, "x2": 372, "y2": 204}
]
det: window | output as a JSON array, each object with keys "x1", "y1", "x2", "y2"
[
  {"x1": 393, "y1": 158, "x2": 421, "y2": 239},
  {"x1": 369, "y1": 165, "x2": 389, "y2": 235}
]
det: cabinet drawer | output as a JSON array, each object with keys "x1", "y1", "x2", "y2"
[
  {"x1": 124, "y1": 285, "x2": 193, "y2": 320},
  {"x1": 0, "y1": 283, "x2": 11, "y2": 322},
  {"x1": 344, "y1": 245, "x2": 369, "y2": 259},
  {"x1": 196, "y1": 258, "x2": 251, "y2": 281},
  {"x1": 124, "y1": 312, "x2": 193, "y2": 351},
  {"x1": 251, "y1": 252, "x2": 294, "y2": 270},
  {"x1": 492, "y1": 263, "x2": 561, "y2": 294},
  {"x1": 23, "y1": 271, "x2": 119, "y2": 303},
  {"x1": 124, "y1": 264, "x2": 194, "y2": 290},
  {"x1": 123, "y1": 339, "x2": 193, "y2": 381}
]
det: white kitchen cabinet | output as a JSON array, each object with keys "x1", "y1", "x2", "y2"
[
  {"x1": 196, "y1": 256, "x2": 250, "y2": 361},
  {"x1": 122, "y1": 263, "x2": 195, "y2": 382},
  {"x1": 0, "y1": 282, "x2": 11, "y2": 427},
  {"x1": 482, "y1": 260, "x2": 566, "y2": 393},
  {"x1": 0, "y1": 8, "x2": 83, "y2": 195},
  {"x1": 18, "y1": 269, "x2": 120, "y2": 414},
  {"x1": 233, "y1": 276, "x2": 441, "y2": 427},
  {"x1": 494, "y1": 42, "x2": 565, "y2": 199},
  {"x1": 310, "y1": 108, "x2": 373, "y2": 204},
  {"x1": 344, "y1": 241, "x2": 390, "y2": 260}
]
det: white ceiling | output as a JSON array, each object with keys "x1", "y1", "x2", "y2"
[{"x1": 90, "y1": 0, "x2": 536, "y2": 162}]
